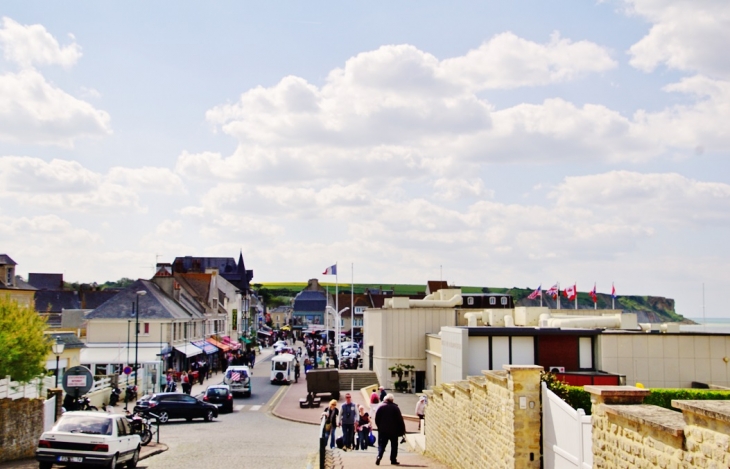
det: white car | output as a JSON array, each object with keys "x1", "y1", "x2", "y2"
[
  {"x1": 36, "y1": 411, "x2": 141, "y2": 469},
  {"x1": 223, "y1": 365, "x2": 252, "y2": 397}
]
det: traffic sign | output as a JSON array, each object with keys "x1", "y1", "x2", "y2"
[
  {"x1": 123, "y1": 366, "x2": 132, "y2": 375},
  {"x1": 62, "y1": 366, "x2": 93, "y2": 395}
]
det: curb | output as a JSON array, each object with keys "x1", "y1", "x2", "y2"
[{"x1": 139, "y1": 443, "x2": 169, "y2": 460}]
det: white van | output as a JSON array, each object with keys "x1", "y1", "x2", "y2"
[
  {"x1": 270, "y1": 353, "x2": 296, "y2": 385},
  {"x1": 223, "y1": 365, "x2": 252, "y2": 397}
]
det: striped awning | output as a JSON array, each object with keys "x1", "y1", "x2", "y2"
[
  {"x1": 206, "y1": 338, "x2": 231, "y2": 352},
  {"x1": 191, "y1": 340, "x2": 218, "y2": 355}
]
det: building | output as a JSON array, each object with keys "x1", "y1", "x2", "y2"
[{"x1": 0, "y1": 254, "x2": 36, "y2": 308}]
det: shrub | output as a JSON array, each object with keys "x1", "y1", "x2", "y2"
[{"x1": 644, "y1": 388, "x2": 730, "y2": 411}]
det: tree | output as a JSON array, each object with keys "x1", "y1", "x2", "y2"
[
  {"x1": 388, "y1": 363, "x2": 415, "y2": 392},
  {"x1": 0, "y1": 295, "x2": 50, "y2": 382}
]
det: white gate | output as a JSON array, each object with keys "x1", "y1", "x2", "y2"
[
  {"x1": 44, "y1": 395, "x2": 57, "y2": 431},
  {"x1": 542, "y1": 382, "x2": 592, "y2": 469}
]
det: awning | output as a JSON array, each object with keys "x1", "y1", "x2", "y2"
[
  {"x1": 257, "y1": 330, "x2": 272, "y2": 336},
  {"x1": 156, "y1": 345, "x2": 173, "y2": 356},
  {"x1": 174, "y1": 343, "x2": 203, "y2": 358},
  {"x1": 191, "y1": 340, "x2": 218, "y2": 355},
  {"x1": 81, "y1": 346, "x2": 164, "y2": 364},
  {"x1": 240, "y1": 337, "x2": 252, "y2": 345},
  {"x1": 206, "y1": 338, "x2": 231, "y2": 352},
  {"x1": 281, "y1": 325, "x2": 291, "y2": 331}
]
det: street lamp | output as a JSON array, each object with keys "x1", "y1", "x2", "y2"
[
  {"x1": 134, "y1": 290, "x2": 147, "y2": 386},
  {"x1": 325, "y1": 306, "x2": 349, "y2": 362},
  {"x1": 52, "y1": 339, "x2": 65, "y2": 388}
]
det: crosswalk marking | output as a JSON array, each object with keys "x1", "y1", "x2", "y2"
[{"x1": 233, "y1": 404, "x2": 264, "y2": 412}]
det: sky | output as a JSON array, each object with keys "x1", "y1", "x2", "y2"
[{"x1": 0, "y1": 1, "x2": 728, "y2": 319}]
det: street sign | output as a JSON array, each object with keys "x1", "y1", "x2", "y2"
[
  {"x1": 123, "y1": 366, "x2": 132, "y2": 375},
  {"x1": 62, "y1": 366, "x2": 93, "y2": 395}
]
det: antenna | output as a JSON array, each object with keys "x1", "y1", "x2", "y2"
[{"x1": 702, "y1": 282, "x2": 706, "y2": 331}]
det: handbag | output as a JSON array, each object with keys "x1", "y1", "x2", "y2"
[
  {"x1": 368, "y1": 430, "x2": 376, "y2": 446},
  {"x1": 325, "y1": 422, "x2": 332, "y2": 432}
]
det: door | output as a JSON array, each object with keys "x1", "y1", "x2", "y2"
[
  {"x1": 368, "y1": 346, "x2": 374, "y2": 371},
  {"x1": 415, "y1": 371, "x2": 426, "y2": 393},
  {"x1": 180, "y1": 395, "x2": 201, "y2": 418}
]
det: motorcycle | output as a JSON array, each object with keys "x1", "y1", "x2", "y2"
[
  {"x1": 75, "y1": 395, "x2": 98, "y2": 411},
  {"x1": 125, "y1": 385, "x2": 138, "y2": 403},
  {"x1": 125, "y1": 411, "x2": 152, "y2": 446},
  {"x1": 108, "y1": 386, "x2": 122, "y2": 407}
]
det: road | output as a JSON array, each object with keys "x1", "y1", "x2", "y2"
[{"x1": 141, "y1": 354, "x2": 320, "y2": 469}]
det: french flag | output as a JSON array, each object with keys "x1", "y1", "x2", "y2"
[{"x1": 323, "y1": 264, "x2": 337, "y2": 275}]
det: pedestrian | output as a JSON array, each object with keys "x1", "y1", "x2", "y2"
[
  {"x1": 339, "y1": 393, "x2": 358, "y2": 451},
  {"x1": 369, "y1": 392, "x2": 381, "y2": 420},
  {"x1": 249, "y1": 350, "x2": 256, "y2": 369},
  {"x1": 294, "y1": 360, "x2": 301, "y2": 384},
  {"x1": 356, "y1": 405, "x2": 371, "y2": 450},
  {"x1": 374, "y1": 393, "x2": 406, "y2": 466},
  {"x1": 379, "y1": 386, "x2": 386, "y2": 403},
  {"x1": 181, "y1": 371, "x2": 190, "y2": 395},
  {"x1": 415, "y1": 395, "x2": 427, "y2": 431},
  {"x1": 322, "y1": 399, "x2": 340, "y2": 449}
]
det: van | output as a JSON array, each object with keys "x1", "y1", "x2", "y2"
[
  {"x1": 223, "y1": 366, "x2": 252, "y2": 397},
  {"x1": 270, "y1": 353, "x2": 296, "y2": 385}
]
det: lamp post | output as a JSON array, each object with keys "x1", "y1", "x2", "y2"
[
  {"x1": 134, "y1": 290, "x2": 147, "y2": 386},
  {"x1": 325, "y1": 306, "x2": 349, "y2": 362},
  {"x1": 52, "y1": 339, "x2": 65, "y2": 388}
]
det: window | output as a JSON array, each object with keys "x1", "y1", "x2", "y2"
[
  {"x1": 467, "y1": 297, "x2": 474, "y2": 305},
  {"x1": 143, "y1": 323, "x2": 150, "y2": 335},
  {"x1": 489, "y1": 297, "x2": 496, "y2": 305},
  {"x1": 6, "y1": 267, "x2": 13, "y2": 286},
  {"x1": 501, "y1": 297, "x2": 508, "y2": 305},
  {"x1": 354, "y1": 306, "x2": 365, "y2": 314}
]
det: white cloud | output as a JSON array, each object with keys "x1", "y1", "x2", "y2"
[
  {"x1": 626, "y1": 0, "x2": 730, "y2": 78},
  {"x1": 0, "y1": 69, "x2": 111, "y2": 146},
  {"x1": 0, "y1": 156, "x2": 187, "y2": 212},
  {"x1": 0, "y1": 17, "x2": 82, "y2": 69}
]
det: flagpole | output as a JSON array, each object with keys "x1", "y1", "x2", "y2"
[
  {"x1": 575, "y1": 282, "x2": 577, "y2": 310},
  {"x1": 351, "y1": 262, "x2": 354, "y2": 352},
  {"x1": 612, "y1": 282, "x2": 615, "y2": 310},
  {"x1": 540, "y1": 289, "x2": 543, "y2": 307},
  {"x1": 326, "y1": 285, "x2": 329, "y2": 340},
  {"x1": 594, "y1": 283, "x2": 597, "y2": 310},
  {"x1": 335, "y1": 262, "x2": 339, "y2": 360},
  {"x1": 557, "y1": 282, "x2": 561, "y2": 310}
]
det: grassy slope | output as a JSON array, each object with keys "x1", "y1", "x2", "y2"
[{"x1": 259, "y1": 282, "x2": 683, "y2": 322}]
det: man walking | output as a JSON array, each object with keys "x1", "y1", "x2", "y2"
[
  {"x1": 339, "y1": 393, "x2": 358, "y2": 451},
  {"x1": 374, "y1": 393, "x2": 406, "y2": 466}
]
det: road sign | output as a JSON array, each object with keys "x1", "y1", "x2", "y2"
[
  {"x1": 123, "y1": 366, "x2": 132, "y2": 375},
  {"x1": 62, "y1": 366, "x2": 93, "y2": 395}
]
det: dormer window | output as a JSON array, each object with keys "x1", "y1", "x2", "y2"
[
  {"x1": 6, "y1": 267, "x2": 14, "y2": 287},
  {"x1": 489, "y1": 297, "x2": 496, "y2": 305}
]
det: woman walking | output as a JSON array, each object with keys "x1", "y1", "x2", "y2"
[
  {"x1": 322, "y1": 399, "x2": 340, "y2": 449},
  {"x1": 356, "y1": 405, "x2": 371, "y2": 450}
]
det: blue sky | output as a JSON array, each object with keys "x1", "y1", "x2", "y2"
[{"x1": 1, "y1": 1, "x2": 728, "y2": 318}]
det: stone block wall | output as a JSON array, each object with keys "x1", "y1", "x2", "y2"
[
  {"x1": 424, "y1": 365, "x2": 542, "y2": 469},
  {"x1": 0, "y1": 398, "x2": 44, "y2": 463},
  {"x1": 588, "y1": 386, "x2": 730, "y2": 468}
]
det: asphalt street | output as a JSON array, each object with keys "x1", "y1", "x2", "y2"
[{"x1": 139, "y1": 354, "x2": 320, "y2": 469}]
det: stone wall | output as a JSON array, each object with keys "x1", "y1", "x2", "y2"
[
  {"x1": 424, "y1": 365, "x2": 542, "y2": 469},
  {"x1": 0, "y1": 398, "x2": 44, "y2": 463},
  {"x1": 588, "y1": 386, "x2": 730, "y2": 468}
]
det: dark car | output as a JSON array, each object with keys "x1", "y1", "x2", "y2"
[
  {"x1": 203, "y1": 385, "x2": 234, "y2": 413},
  {"x1": 133, "y1": 393, "x2": 218, "y2": 423}
]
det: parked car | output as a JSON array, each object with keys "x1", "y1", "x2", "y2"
[
  {"x1": 133, "y1": 393, "x2": 218, "y2": 423},
  {"x1": 36, "y1": 411, "x2": 141, "y2": 469},
  {"x1": 203, "y1": 385, "x2": 234, "y2": 413},
  {"x1": 223, "y1": 366, "x2": 252, "y2": 397}
]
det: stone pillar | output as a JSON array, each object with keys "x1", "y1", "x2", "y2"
[
  {"x1": 585, "y1": 386, "x2": 650, "y2": 468},
  {"x1": 47, "y1": 388, "x2": 64, "y2": 422},
  {"x1": 504, "y1": 365, "x2": 543, "y2": 469}
]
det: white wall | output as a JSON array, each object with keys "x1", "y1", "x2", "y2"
[
  {"x1": 441, "y1": 327, "x2": 468, "y2": 383},
  {"x1": 467, "y1": 336, "x2": 490, "y2": 376}
]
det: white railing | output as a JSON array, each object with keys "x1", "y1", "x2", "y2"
[
  {"x1": 0, "y1": 375, "x2": 55, "y2": 400},
  {"x1": 44, "y1": 395, "x2": 57, "y2": 431},
  {"x1": 542, "y1": 382, "x2": 593, "y2": 469}
]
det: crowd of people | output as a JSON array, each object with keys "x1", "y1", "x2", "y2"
[{"x1": 321, "y1": 386, "x2": 428, "y2": 466}]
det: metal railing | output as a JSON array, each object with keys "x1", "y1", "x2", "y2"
[{"x1": 319, "y1": 414, "x2": 327, "y2": 469}]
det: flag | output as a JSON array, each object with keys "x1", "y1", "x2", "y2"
[
  {"x1": 527, "y1": 285, "x2": 541, "y2": 300},
  {"x1": 546, "y1": 284, "x2": 559, "y2": 299},
  {"x1": 563, "y1": 284, "x2": 577, "y2": 301},
  {"x1": 589, "y1": 284, "x2": 597, "y2": 303},
  {"x1": 611, "y1": 283, "x2": 616, "y2": 299},
  {"x1": 322, "y1": 264, "x2": 337, "y2": 275},
  {"x1": 231, "y1": 372, "x2": 241, "y2": 382}
]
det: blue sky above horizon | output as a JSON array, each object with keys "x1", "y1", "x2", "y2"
[{"x1": 1, "y1": 1, "x2": 728, "y2": 318}]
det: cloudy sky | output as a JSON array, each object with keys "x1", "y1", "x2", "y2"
[{"x1": 1, "y1": 1, "x2": 728, "y2": 318}]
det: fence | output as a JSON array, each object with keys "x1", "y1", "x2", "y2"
[
  {"x1": 541, "y1": 382, "x2": 592, "y2": 469},
  {"x1": 0, "y1": 376, "x2": 55, "y2": 400},
  {"x1": 43, "y1": 395, "x2": 56, "y2": 431}
]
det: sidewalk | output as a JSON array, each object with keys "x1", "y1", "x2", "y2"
[{"x1": 272, "y1": 343, "x2": 446, "y2": 468}]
